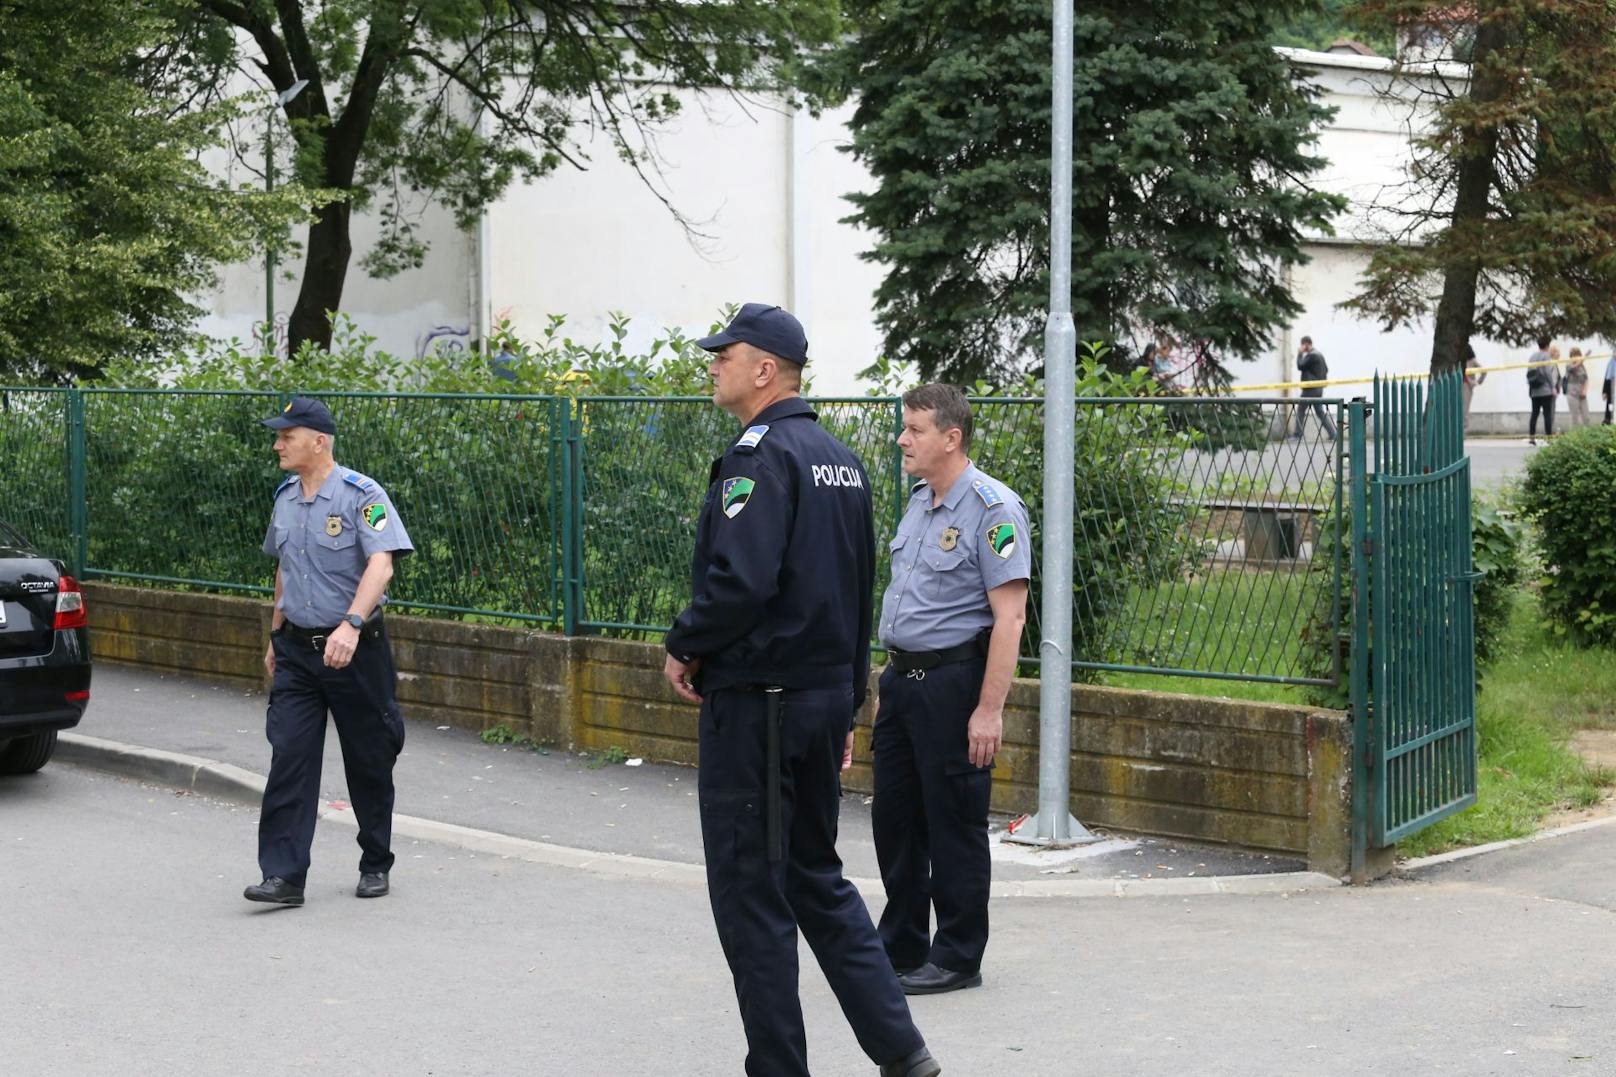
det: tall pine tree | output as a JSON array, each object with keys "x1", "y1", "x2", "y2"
[{"x1": 814, "y1": 0, "x2": 1344, "y2": 385}]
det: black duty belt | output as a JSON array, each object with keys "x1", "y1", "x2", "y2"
[
  {"x1": 277, "y1": 617, "x2": 386, "y2": 651},
  {"x1": 887, "y1": 636, "x2": 987, "y2": 674}
]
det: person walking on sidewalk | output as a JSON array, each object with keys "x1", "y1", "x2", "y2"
[
  {"x1": 1292, "y1": 335, "x2": 1337, "y2": 440},
  {"x1": 1462, "y1": 343, "x2": 1486, "y2": 433},
  {"x1": 874, "y1": 384, "x2": 1031, "y2": 997},
  {"x1": 1565, "y1": 347, "x2": 1592, "y2": 427},
  {"x1": 662, "y1": 303, "x2": 941, "y2": 1077},
  {"x1": 1527, "y1": 336, "x2": 1557, "y2": 444},
  {"x1": 245, "y1": 397, "x2": 413, "y2": 907}
]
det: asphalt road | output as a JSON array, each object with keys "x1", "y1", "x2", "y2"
[{"x1": 5, "y1": 765, "x2": 1614, "y2": 1076}]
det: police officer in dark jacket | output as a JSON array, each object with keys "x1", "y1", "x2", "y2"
[
  {"x1": 245, "y1": 397, "x2": 413, "y2": 907},
  {"x1": 663, "y1": 304, "x2": 940, "y2": 1077}
]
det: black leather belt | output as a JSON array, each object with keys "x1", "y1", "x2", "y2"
[
  {"x1": 277, "y1": 617, "x2": 385, "y2": 651},
  {"x1": 887, "y1": 635, "x2": 987, "y2": 673}
]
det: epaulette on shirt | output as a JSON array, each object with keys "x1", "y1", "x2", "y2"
[
  {"x1": 910, "y1": 480, "x2": 929, "y2": 495},
  {"x1": 972, "y1": 479, "x2": 1003, "y2": 508},
  {"x1": 342, "y1": 470, "x2": 378, "y2": 493},
  {"x1": 274, "y1": 474, "x2": 297, "y2": 496},
  {"x1": 733, "y1": 425, "x2": 770, "y2": 454}
]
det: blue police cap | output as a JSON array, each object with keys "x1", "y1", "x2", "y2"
[
  {"x1": 262, "y1": 396, "x2": 337, "y2": 435},
  {"x1": 696, "y1": 303, "x2": 809, "y2": 366}
]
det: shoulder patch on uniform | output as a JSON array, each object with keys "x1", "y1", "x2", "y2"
[
  {"x1": 734, "y1": 425, "x2": 770, "y2": 453},
  {"x1": 986, "y1": 522, "x2": 1017, "y2": 559},
  {"x1": 342, "y1": 470, "x2": 377, "y2": 493},
  {"x1": 362, "y1": 502, "x2": 388, "y2": 531},
  {"x1": 973, "y1": 480, "x2": 1003, "y2": 508},
  {"x1": 721, "y1": 477, "x2": 756, "y2": 518}
]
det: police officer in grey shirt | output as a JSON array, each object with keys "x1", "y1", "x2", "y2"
[
  {"x1": 874, "y1": 384, "x2": 1031, "y2": 995},
  {"x1": 244, "y1": 397, "x2": 413, "y2": 907}
]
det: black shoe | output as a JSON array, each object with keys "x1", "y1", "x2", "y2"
[
  {"x1": 880, "y1": 1047, "x2": 942, "y2": 1077},
  {"x1": 356, "y1": 871, "x2": 390, "y2": 898},
  {"x1": 244, "y1": 876, "x2": 305, "y2": 906},
  {"x1": 899, "y1": 962, "x2": 982, "y2": 995}
]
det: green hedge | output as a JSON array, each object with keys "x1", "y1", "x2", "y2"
[{"x1": 1521, "y1": 426, "x2": 1616, "y2": 646}]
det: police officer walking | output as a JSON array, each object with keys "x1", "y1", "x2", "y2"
[
  {"x1": 874, "y1": 384, "x2": 1031, "y2": 994},
  {"x1": 662, "y1": 304, "x2": 941, "y2": 1077},
  {"x1": 245, "y1": 397, "x2": 413, "y2": 907}
]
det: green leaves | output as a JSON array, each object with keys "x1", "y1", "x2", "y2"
[
  {"x1": 819, "y1": 0, "x2": 1344, "y2": 385},
  {"x1": 1521, "y1": 426, "x2": 1616, "y2": 647}
]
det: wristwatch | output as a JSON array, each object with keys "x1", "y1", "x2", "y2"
[{"x1": 344, "y1": 613, "x2": 365, "y2": 629}]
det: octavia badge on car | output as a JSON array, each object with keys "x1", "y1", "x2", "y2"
[{"x1": 19, "y1": 580, "x2": 51, "y2": 593}]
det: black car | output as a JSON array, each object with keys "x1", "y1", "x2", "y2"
[{"x1": 0, "y1": 517, "x2": 90, "y2": 774}]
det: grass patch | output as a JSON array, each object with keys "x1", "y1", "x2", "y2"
[{"x1": 1397, "y1": 592, "x2": 1614, "y2": 857}]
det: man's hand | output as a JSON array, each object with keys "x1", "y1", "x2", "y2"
[
  {"x1": 842, "y1": 729, "x2": 856, "y2": 772},
  {"x1": 664, "y1": 653, "x2": 703, "y2": 704},
  {"x1": 263, "y1": 640, "x2": 276, "y2": 679},
  {"x1": 966, "y1": 706, "x2": 1003, "y2": 768},
  {"x1": 322, "y1": 623, "x2": 360, "y2": 669}
]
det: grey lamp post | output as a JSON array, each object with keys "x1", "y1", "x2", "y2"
[
  {"x1": 1004, "y1": 0, "x2": 1100, "y2": 848},
  {"x1": 265, "y1": 79, "x2": 309, "y2": 347}
]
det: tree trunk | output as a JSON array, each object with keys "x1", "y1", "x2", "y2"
[
  {"x1": 1428, "y1": 14, "x2": 1509, "y2": 376},
  {"x1": 287, "y1": 198, "x2": 352, "y2": 357}
]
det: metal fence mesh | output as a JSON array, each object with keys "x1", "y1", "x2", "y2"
[
  {"x1": 6, "y1": 388, "x2": 1341, "y2": 684},
  {"x1": 0, "y1": 388, "x2": 71, "y2": 557}
]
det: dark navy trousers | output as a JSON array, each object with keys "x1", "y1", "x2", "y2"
[
  {"x1": 259, "y1": 628, "x2": 405, "y2": 887},
  {"x1": 872, "y1": 658, "x2": 992, "y2": 976},
  {"x1": 698, "y1": 685, "x2": 923, "y2": 1076}
]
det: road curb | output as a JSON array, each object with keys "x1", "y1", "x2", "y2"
[
  {"x1": 58, "y1": 732, "x2": 1343, "y2": 899},
  {"x1": 1401, "y1": 812, "x2": 1616, "y2": 872}
]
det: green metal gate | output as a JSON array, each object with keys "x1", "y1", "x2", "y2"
[{"x1": 1353, "y1": 371, "x2": 1479, "y2": 863}]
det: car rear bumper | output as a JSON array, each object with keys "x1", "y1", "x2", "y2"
[{"x1": 0, "y1": 628, "x2": 91, "y2": 737}]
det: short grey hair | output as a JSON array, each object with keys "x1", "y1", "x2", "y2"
[{"x1": 901, "y1": 383, "x2": 973, "y2": 452}]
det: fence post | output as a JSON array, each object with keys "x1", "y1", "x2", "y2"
[
  {"x1": 1348, "y1": 397, "x2": 1372, "y2": 883},
  {"x1": 66, "y1": 388, "x2": 88, "y2": 578},
  {"x1": 561, "y1": 397, "x2": 583, "y2": 636}
]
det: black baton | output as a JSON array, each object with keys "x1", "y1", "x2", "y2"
[{"x1": 765, "y1": 686, "x2": 784, "y2": 862}]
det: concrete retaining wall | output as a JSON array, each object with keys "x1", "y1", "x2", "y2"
[{"x1": 84, "y1": 582, "x2": 1353, "y2": 875}]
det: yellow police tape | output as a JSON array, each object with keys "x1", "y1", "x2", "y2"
[{"x1": 1222, "y1": 351, "x2": 1613, "y2": 393}]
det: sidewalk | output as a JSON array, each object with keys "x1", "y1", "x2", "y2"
[{"x1": 64, "y1": 664, "x2": 1317, "y2": 892}]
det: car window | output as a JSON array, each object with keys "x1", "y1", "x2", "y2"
[{"x1": 0, "y1": 517, "x2": 32, "y2": 549}]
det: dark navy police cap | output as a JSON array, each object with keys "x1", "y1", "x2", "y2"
[
  {"x1": 696, "y1": 303, "x2": 809, "y2": 366},
  {"x1": 262, "y1": 396, "x2": 336, "y2": 435}
]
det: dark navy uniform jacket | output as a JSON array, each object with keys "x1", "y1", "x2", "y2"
[{"x1": 667, "y1": 396, "x2": 876, "y2": 710}]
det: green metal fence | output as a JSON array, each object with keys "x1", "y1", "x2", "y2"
[{"x1": 3, "y1": 388, "x2": 1345, "y2": 684}]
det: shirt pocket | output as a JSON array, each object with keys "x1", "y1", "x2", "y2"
[
  {"x1": 272, "y1": 526, "x2": 290, "y2": 549},
  {"x1": 312, "y1": 527, "x2": 358, "y2": 567}
]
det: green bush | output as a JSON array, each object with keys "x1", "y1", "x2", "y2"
[{"x1": 1520, "y1": 425, "x2": 1616, "y2": 645}]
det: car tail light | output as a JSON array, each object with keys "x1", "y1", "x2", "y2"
[
  {"x1": 65, "y1": 690, "x2": 89, "y2": 702},
  {"x1": 53, "y1": 576, "x2": 87, "y2": 630}
]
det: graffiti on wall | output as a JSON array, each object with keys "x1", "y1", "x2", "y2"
[{"x1": 415, "y1": 323, "x2": 471, "y2": 359}]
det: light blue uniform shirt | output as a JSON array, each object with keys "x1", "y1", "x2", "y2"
[
  {"x1": 262, "y1": 466, "x2": 413, "y2": 629},
  {"x1": 879, "y1": 463, "x2": 1033, "y2": 652}
]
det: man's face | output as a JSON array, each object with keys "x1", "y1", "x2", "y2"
[
  {"x1": 272, "y1": 426, "x2": 323, "y2": 471},
  {"x1": 708, "y1": 342, "x2": 764, "y2": 414},
  {"x1": 897, "y1": 407, "x2": 958, "y2": 478}
]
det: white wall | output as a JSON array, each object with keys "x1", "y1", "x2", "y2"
[{"x1": 484, "y1": 93, "x2": 884, "y2": 392}]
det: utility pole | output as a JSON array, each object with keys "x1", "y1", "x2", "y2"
[{"x1": 1006, "y1": 0, "x2": 1100, "y2": 848}]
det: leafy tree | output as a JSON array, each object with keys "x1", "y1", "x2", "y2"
[
  {"x1": 1273, "y1": 0, "x2": 1394, "y2": 55},
  {"x1": 1343, "y1": 1, "x2": 1616, "y2": 373},
  {"x1": 156, "y1": 0, "x2": 840, "y2": 356},
  {"x1": 0, "y1": 0, "x2": 305, "y2": 381},
  {"x1": 812, "y1": 0, "x2": 1345, "y2": 386}
]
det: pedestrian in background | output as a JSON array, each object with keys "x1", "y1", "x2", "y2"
[
  {"x1": 874, "y1": 384, "x2": 1030, "y2": 997},
  {"x1": 1604, "y1": 353, "x2": 1614, "y2": 425},
  {"x1": 247, "y1": 397, "x2": 413, "y2": 907},
  {"x1": 1292, "y1": 335, "x2": 1337, "y2": 440},
  {"x1": 662, "y1": 303, "x2": 941, "y2": 1077},
  {"x1": 1565, "y1": 347, "x2": 1591, "y2": 428},
  {"x1": 1527, "y1": 336, "x2": 1556, "y2": 445},
  {"x1": 1462, "y1": 343, "x2": 1485, "y2": 433}
]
